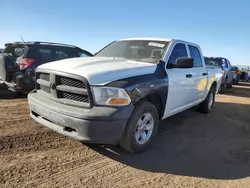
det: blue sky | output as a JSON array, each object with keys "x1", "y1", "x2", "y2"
[{"x1": 1, "y1": 0, "x2": 250, "y2": 66}]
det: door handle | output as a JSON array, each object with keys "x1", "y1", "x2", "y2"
[
  {"x1": 186, "y1": 74, "x2": 192, "y2": 78},
  {"x1": 202, "y1": 73, "x2": 208, "y2": 76}
]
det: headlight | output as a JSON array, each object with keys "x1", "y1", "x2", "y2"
[{"x1": 91, "y1": 86, "x2": 131, "y2": 106}]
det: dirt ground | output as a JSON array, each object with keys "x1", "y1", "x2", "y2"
[{"x1": 0, "y1": 83, "x2": 250, "y2": 188}]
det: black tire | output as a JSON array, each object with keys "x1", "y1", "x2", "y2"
[
  {"x1": 119, "y1": 101, "x2": 159, "y2": 154},
  {"x1": 199, "y1": 86, "x2": 216, "y2": 114},
  {"x1": 219, "y1": 83, "x2": 226, "y2": 94},
  {"x1": 233, "y1": 79, "x2": 238, "y2": 85},
  {"x1": 227, "y1": 80, "x2": 233, "y2": 89}
]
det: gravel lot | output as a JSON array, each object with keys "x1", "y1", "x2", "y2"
[{"x1": 0, "y1": 83, "x2": 250, "y2": 188}]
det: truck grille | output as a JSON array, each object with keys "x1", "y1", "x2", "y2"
[
  {"x1": 36, "y1": 71, "x2": 92, "y2": 108},
  {"x1": 40, "y1": 85, "x2": 51, "y2": 94},
  {"x1": 39, "y1": 73, "x2": 50, "y2": 81},
  {"x1": 59, "y1": 76, "x2": 86, "y2": 88},
  {"x1": 58, "y1": 91, "x2": 89, "y2": 103}
]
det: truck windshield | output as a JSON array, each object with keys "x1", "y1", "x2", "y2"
[{"x1": 95, "y1": 40, "x2": 170, "y2": 64}]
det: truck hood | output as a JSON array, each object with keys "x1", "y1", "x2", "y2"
[{"x1": 37, "y1": 57, "x2": 157, "y2": 85}]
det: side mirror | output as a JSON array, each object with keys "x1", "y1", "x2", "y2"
[{"x1": 175, "y1": 57, "x2": 194, "y2": 68}]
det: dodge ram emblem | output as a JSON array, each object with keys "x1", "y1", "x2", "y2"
[{"x1": 50, "y1": 83, "x2": 56, "y2": 90}]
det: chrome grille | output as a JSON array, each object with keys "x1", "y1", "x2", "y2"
[
  {"x1": 59, "y1": 76, "x2": 86, "y2": 88},
  {"x1": 40, "y1": 85, "x2": 51, "y2": 94},
  {"x1": 59, "y1": 91, "x2": 89, "y2": 103},
  {"x1": 36, "y1": 71, "x2": 91, "y2": 108},
  {"x1": 39, "y1": 73, "x2": 50, "y2": 81}
]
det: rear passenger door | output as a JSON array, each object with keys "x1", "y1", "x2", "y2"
[{"x1": 187, "y1": 45, "x2": 207, "y2": 100}]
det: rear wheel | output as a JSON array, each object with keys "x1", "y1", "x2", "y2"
[
  {"x1": 219, "y1": 83, "x2": 226, "y2": 94},
  {"x1": 233, "y1": 79, "x2": 238, "y2": 85},
  {"x1": 199, "y1": 86, "x2": 216, "y2": 114},
  {"x1": 227, "y1": 80, "x2": 233, "y2": 89},
  {"x1": 119, "y1": 101, "x2": 159, "y2": 154}
]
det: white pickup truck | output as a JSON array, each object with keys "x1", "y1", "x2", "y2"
[{"x1": 28, "y1": 38, "x2": 223, "y2": 153}]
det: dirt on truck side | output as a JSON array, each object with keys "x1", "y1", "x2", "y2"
[{"x1": 0, "y1": 83, "x2": 250, "y2": 188}]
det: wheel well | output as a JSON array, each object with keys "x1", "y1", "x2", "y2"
[
  {"x1": 211, "y1": 81, "x2": 217, "y2": 90},
  {"x1": 137, "y1": 94, "x2": 163, "y2": 119}
]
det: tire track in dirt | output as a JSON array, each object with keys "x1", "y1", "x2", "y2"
[
  {"x1": 49, "y1": 160, "x2": 126, "y2": 186},
  {"x1": 0, "y1": 131, "x2": 73, "y2": 154},
  {"x1": 2, "y1": 149, "x2": 105, "y2": 187},
  {"x1": 22, "y1": 146, "x2": 126, "y2": 187},
  {"x1": 0, "y1": 120, "x2": 37, "y2": 135}
]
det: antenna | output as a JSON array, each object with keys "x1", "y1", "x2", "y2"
[{"x1": 20, "y1": 35, "x2": 25, "y2": 43}]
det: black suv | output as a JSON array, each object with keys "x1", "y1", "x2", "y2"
[{"x1": 0, "y1": 41, "x2": 93, "y2": 94}]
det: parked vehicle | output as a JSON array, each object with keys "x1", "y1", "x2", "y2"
[
  {"x1": 204, "y1": 57, "x2": 233, "y2": 92},
  {"x1": 28, "y1": 38, "x2": 223, "y2": 154},
  {"x1": 0, "y1": 48, "x2": 3, "y2": 53},
  {"x1": 203, "y1": 57, "x2": 224, "y2": 91},
  {"x1": 231, "y1": 66, "x2": 241, "y2": 84},
  {"x1": 0, "y1": 41, "x2": 93, "y2": 94},
  {"x1": 239, "y1": 70, "x2": 249, "y2": 82}
]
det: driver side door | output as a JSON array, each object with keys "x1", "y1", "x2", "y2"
[{"x1": 163, "y1": 43, "x2": 197, "y2": 118}]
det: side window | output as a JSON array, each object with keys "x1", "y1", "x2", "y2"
[
  {"x1": 224, "y1": 59, "x2": 230, "y2": 68},
  {"x1": 55, "y1": 50, "x2": 68, "y2": 60},
  {"x1": 188, "y1": 45, "x2": 203, "y2": 67},
  {"x1": 38, "y1": 48, "x2": 54, "y2": 63},
  {"x1": 54, "y1": 47, "x2": 75, "y2": 61},
  {"x1": 79, "y1": 52, "x2": 91, "y2": 57},
  {"x1": 167, "y1": 43, "x2": 188, "y2": 67}
]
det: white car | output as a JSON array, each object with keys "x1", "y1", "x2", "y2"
[{"x1": 28, "y1": 38, "x2": 223, "y2": 154}]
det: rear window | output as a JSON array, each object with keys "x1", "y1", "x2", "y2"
[
  {"x1": 3, "y1": 44, "x2": 27, "y2": 58},
  {"x1": 204, "y1": 58, "x2": 227, "y2": 69},
  {"x1": 204, "y1": 58, "x2": 221, "y2": 67}
]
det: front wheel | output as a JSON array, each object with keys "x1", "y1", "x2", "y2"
[
  {"x1": 199, "y1": 86, "x2": 216, "y2": 114},
  {"x1": 119, "y1": 101, "x2": 159, "y2": 154}
]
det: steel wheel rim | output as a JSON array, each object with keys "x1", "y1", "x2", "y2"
[
  {"x1": 135, "y1": 112, "x2": 154, "y2": 145},
  {"x1": 208, "y1": 92, "x2": 214, "y2": 110}
]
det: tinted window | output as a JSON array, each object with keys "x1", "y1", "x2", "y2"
[
  {"x1": 222, "y1": 58, "x2": 230, "y2": 68},
  {"x1": 79, "y1": 52, "x2": 91, "y2": 57},
  {"x1": 54, "y1": 47, "x2": 77, "y2": 61},
  {"x1": 205, "y1": 58, "x2": 229, "y2": 69},
  {"x1": 55, "y1": 48, "x2": 92, "y2": 60},
  {"x1": 167, "y1": 43, "x2": 188, "y2": 67},
  {"x1": 38, "y1": 48, "x2": 54, "y2": 62},
  {"x1": 55, "y1": 50, "x2": 68, "y2": 60},
  {"x1": 188, "y1": 45, "x2": 203, "y2": 67},
  {"x1": 204, "y1": 58, "x2": 221, "y2": 67}
]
